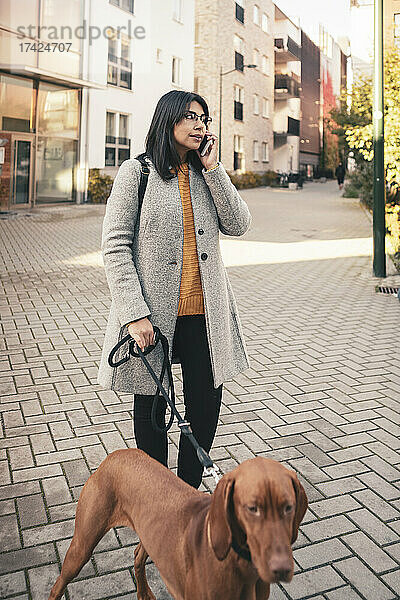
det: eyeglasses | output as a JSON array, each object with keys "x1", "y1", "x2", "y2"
[{"x1": 183, "y1": 111, "x2": 212, "y2": 126}]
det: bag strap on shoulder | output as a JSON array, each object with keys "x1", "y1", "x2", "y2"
[{"x1": 135, "y1": 152, "x2": 150, "y2": 212}]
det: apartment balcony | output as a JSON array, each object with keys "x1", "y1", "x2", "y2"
[
  {"x1": 273, "y1": 131, "x2": 288, "y2": 148},
  {"x1": 274, "y1": 74, "x2": 301, "y2": 100},
  {"x1": 274, "y1": 35, "x2": 301, "y2": 62},
  {"x1": 273, "y1": 116, "x2": 300, "y2": 147}
]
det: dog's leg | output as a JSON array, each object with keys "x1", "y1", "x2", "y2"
[
  {"x1": 134, "y1": 541, "x2": 156, "y2": 600},
  {"x1": 48, "y1": 474, "x2": 118, "y2": 600}
]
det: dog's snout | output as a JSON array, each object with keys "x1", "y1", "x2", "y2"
[
  {"x1": 269, "y1": 552, "x2": 293, "y2": 583},
  {"x1": 272, "y1": 567, "x2": 292, "y2": 582}
]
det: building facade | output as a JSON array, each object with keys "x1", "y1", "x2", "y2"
[
  {"x1": 272, "y1": 5, "x2": 301, "y2": 174},
  {"x1": 89, "y1": 0, "x2": 195, "y2": 179},
  {"x1": 318, "y1": 25, "x2": 348, "y2": 172},
  {"x1": 0, "y1": 0, "x2": 97, "y2": 208},
  {"x1": 0, "y1": 0, "x2": 195, "y2": 208},
  {"x1": 299, "y1": 30, "x2": 320, "y2": 177},
  {"x1": 194, "y1": 0, "x2": 274, "y2": 173}
]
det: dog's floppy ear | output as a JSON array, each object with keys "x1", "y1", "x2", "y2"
[
  {"x1": 290, "y1": 471, "x2": 308, "y2": 544},
  {"x1": 208, "y1": 475, "x2": 235, "y2": 561}
]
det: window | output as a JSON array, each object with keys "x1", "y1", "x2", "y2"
[
  {"x1": 288, "y1": 117, "x2": 300, "y2": 136},
  {"x1": 121, "y1": 36, "x2": 130, "y2": 62},
  {"x1": 106, "y1": 111, "x2": 116, "y2": 143},
  {"x1": 262, "y1": 13, "x2": 269, "y2": 33},
  {"x1": 234, "y1": 34, "x2": 244, "y2": 54},
  {"x1": 120, "y1": 36, "x2": 132, "y2": 88},
  {"x1": 234, "y1": 85, "x2": 244, "y2": 120},
  {"x1": 109, "y1": 0, "x2": 134, "y2": 13},
  {"x1": 172, "y1": 56, "x2": 182, "y2": 85},
  {"x1": 253, "y1": 4, "x2": 259, "y2": 25},
  {"x1": 108, "y1": 30, "x2": 118, "y2": 62},
  {"x1": 234, "y1": 134, "x2": 244, "y2": 171},
  {"x1": 262, "y1": 141, "x2": 269, "y2": 162},
  {"x1": 234, "y1": 85, "x2": 244, "y2": 103},
  {"x1": 173, "y1": 0, "x2": 183, "y2": 23},
  {"x1": 253, "y1": 140, "x2": 259, "y2": 162},
  {"x1": 0, "y1": 75, "x2": 34, "y2": 133},
  {"x1": 395, "y1": 13, "x2": 400, "y2": 48},
  {"x1": 156, "y1": 48, "x2": 163, "y2": 62},
  {"x1": 105, "y1": 112, "x2": 131, "y2": 167},
  {"x1": 235, "y1": 0, "x2": 244, "y2": 24},
  {"x1": 107, "y1": 30, "x2": 132, "y2": 89},
  {"x1": 119, "y1": 114, "x2": 128, "y2": 143},
  {"x1": 262, "y1": 97, "x2": 269, "y2": 118},
  {"x1": 253, "y1": 94, "x2": 259, "y2": 115},
  {"x1": 262, "y1": 55, "x2": 269, "y2": 75},
  {"x1": 253, "y1": 48, "x2": 260, "y2": 68},
  {"x1": 234, "y1": 35, "x2": 244, "y2": 71}
]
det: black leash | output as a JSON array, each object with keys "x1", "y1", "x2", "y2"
[{"x1": 108, "y1": 326, "x2": 223, "y2": 484}]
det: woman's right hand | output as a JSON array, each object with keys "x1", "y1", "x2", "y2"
[{"x1": 127, "y1": 317, "x2": 155, "y2": 351}]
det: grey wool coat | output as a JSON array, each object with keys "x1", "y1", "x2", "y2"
[{"x1": 96, "y1": 155, "x2": 251, "y2": 395}]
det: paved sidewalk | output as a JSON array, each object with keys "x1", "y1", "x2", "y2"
[{"x1": 0, "y1": 180, "x2": 399, "y2": 599}]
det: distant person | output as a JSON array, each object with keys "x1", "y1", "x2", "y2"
[{"x1": 335, "y1": 162, "x2": 346, "y2": 190}]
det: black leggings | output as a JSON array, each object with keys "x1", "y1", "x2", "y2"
[{"x1": 133, "y1": 314, "x2": 222, "y2": 489}]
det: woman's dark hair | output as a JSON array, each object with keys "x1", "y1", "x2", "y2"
[{"x1": 141, "y1": 90, "x2": 210, "y2": 180}]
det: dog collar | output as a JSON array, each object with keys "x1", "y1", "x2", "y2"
[
  {"x1": 231, "y1": 537, "x2": 252, "y2": 562},
  {"x1": 207, "y1": 518, "x2": 252, "y2": 562}
]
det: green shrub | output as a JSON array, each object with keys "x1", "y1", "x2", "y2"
[
  {"x1": 228, "y1": 170, "x2": 278, "y2": 189},
  {"x1": 345, "y1": 162, "x2": 400, "y2": 272},
  {"x1": 342, "y1": 161, "x2": 373, "y2": 206},
  {"x1": 342, "y1": 182, "x2": 360, "y2": 198},
  {"x1": 87, "y1": 168, "x2": 113, "y2": 204}
]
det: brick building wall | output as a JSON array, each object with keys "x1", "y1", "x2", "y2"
[{"x1": 195, "y1": 0, "x2": 274, "y2": 173}]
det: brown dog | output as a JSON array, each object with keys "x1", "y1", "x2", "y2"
[{"x1": 48, "y1": 449, "x2": 307, "y2": 600}]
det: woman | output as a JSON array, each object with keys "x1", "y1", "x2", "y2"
[{"x1": 97, "y1": 90, "x2": 251, "y2": 489}]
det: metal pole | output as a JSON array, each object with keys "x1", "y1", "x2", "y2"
[
  {"x1": 218, "y1": 66, "x2": 222, "y2": 162},
  {"x1": 373, "y1": 0, "x2": 386, "y2": 277}
]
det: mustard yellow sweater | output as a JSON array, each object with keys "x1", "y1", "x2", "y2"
[{"x1": 175, "y1": 161, "x2": 205, "y2": 316}]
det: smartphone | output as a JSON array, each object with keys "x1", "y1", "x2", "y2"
[{"x1": 199, "y1": 134, "x2": 214, "y2": 156}]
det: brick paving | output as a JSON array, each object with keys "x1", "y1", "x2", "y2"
[{"x1": 0, "y1": 180, "x2": 399, "y2": 599}]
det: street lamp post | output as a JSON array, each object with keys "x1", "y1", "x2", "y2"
[
  {"x1": 218, "y1": 63, "x2": 257, "y2": 163},
  {"x1": 373, "y1": 0, "x2": 386, "y2": 277},
  {"x1": 351, "y1": 0, "x2": 386, "y2": 276}
]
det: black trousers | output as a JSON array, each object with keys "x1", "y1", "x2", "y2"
[{"x1": 133, "y1": 314, "x2": 223, "y2": 489}]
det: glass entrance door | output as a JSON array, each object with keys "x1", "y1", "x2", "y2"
[{"x1": 11, "y1": 138, "x2": 32, "y2": 205}]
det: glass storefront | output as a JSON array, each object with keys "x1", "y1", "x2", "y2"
[
  {"x1": 0, "y1": 75, "x2": 35, "y2": 132},
  {"x1": 0, "y1": 0, "x2": 83, "y2": 207},
  {"x1": 36, "y1": 137, "x2": 77, "y2": 203},
  {"x1": 37, "y1": 83, "x2": 79, "y2": 138},
  {"x1": 0, "y1": 74, "x2": 80, "y2": 206},
  {"x1": 36, "y1": 83, "x2": 79, "y2": 202}
]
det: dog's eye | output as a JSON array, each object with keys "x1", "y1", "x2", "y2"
[
  {"x1": 247, "y1": 505, "x2": 259, "y2": 514},
  {"x1": 284, "y1": 504, "x2": 294, "y2": 514}
]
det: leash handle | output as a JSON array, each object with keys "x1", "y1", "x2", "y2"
[
  {"x1": 108, "y1": 333, "x2": 131, "y2": 367},
  {"x1": 129, "y1": 326, "x2": 161, "y2": 357},
  {"x1": 108, "y1": 326, "x2": 162, "y2": 367}
]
